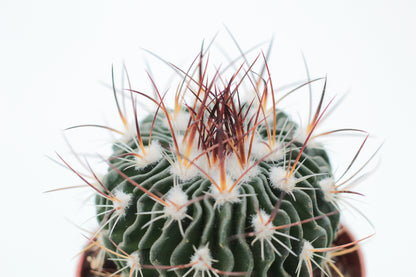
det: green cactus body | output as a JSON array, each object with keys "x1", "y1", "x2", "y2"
[{"x1": 93, "y1": 70, "x2": 341, "y2": 277}]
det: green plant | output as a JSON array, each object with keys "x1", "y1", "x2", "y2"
[{"x1": 60, "y1": 44, "x2": 376, "y2": 277}]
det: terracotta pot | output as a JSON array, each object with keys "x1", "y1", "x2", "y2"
[
  {"x1": 325, "y1": 226, "x2": 366, "y2": 277},
  {"x1": 76, "y1": 243, "x2": 117, "y2": 277},
  {"x1": 76, "y1": 250, "x2": 89, "y2": 277},
  {"x1": 76, "y1": 227, "x2": 366, "y2": 277}
]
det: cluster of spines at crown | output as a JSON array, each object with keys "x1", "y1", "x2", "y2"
[{"x1": 59, "y1": 43, "x2": 377, "y2": 277}]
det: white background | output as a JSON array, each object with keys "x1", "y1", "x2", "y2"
[{"x1": 1, "y1": 1, "x2": 415, "y2": 276}]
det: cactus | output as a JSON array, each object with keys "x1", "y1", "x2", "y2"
[{"x1": 61, "y1": 45, "x2": 376, "y2": 277}]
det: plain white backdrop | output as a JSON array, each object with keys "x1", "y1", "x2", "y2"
[{"x1": 1, "y1": 1, "x2": 415, "y2": 276}]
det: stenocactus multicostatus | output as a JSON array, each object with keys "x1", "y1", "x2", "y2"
[{"x1": 60, "y1": 45, "x2": 375, "y2": 277}]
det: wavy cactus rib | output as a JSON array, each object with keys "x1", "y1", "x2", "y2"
[{"x1": 88, "y1": 49, "x2": 346, "y2": 277}]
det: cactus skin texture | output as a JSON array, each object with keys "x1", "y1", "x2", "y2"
[
  {"x1": 98, "y1": 112, "x2": 340, "y2": 277},
  {"x1": 75, "y1": 47, "x2": 371, "y2": 277}
]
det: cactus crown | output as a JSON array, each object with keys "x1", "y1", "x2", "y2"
[{"x1": 62, "y1": 45, "x2": 374, "y2": 277}]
